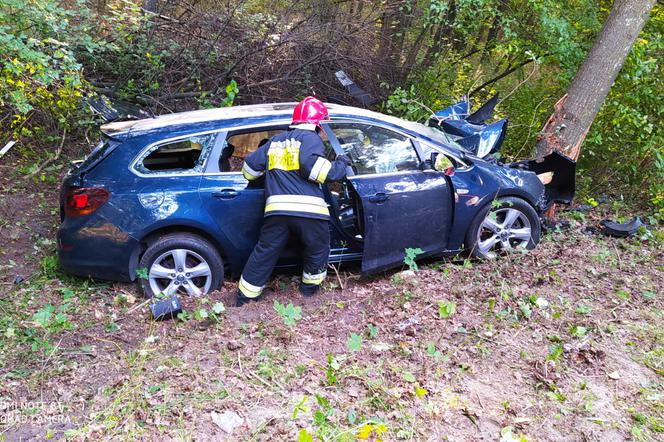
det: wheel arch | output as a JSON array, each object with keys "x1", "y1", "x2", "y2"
[
  {"x1": 128, "y1": 224, "x2": 228, "y2": 281},
  {"x1": 494, "y1": 189, "x2": 539, "y2": 210}
]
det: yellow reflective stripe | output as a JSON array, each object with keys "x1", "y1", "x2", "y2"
[
  {"x1": 265, "y1": 202, "x2": 329, "y2": 216},
  {"x1": 309, "y1": 157, "x2": 332, "y2": 184},
  {"x1": 268, "y1": 139, "x2": 301, "y2": 171},
  {"x1": 317, "y1": 160, "x2": 332, "y2": 184},
  {"x1": 242, "y1": 163, "x2": 263, "y2": 181},
  {"x1": 309, "y1": 157, "x2": 326, "y2": 181},
  {"x1": 264, "y1": 195, "x2": 330, "y2": 216},
  {"x1": 238, "y1": 276, "x2": 263, "y2": 298},
  {"x1": 302, "y1": 270, "x2": 327, "y2": 285}
]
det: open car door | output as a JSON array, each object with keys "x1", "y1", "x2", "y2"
[{"x1": 323, "y1": 122, "x2": 454, "y2": 274}]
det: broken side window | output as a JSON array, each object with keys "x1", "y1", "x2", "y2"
[{"x1": 136, "y1": 134, "x2": 216, "y2": 174}]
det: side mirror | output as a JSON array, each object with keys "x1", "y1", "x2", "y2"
[{"x1": 431, "y1": 152, "x2": 455, "y2": 176}]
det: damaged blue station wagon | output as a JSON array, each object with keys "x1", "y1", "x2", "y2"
[{"x1": 58, "y1": 100, "x2": 574, "y2": 297}]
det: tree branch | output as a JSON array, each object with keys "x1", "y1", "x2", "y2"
[{"x1": 469, "y1": 54, "x2": 551, "y2": 95}]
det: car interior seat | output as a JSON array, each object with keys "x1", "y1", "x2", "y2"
[{"x1": 219, "y1": 142, "x2": 235, "y2": 172}]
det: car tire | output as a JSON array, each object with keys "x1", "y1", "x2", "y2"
[
  {"x1": 465, "y1": 196, "x2": 541, "y2": 259},
  {"x1": 138, "y1": 233, "x2": 224, "y2": 298}
]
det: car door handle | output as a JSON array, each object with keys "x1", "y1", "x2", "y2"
[
  {"x1": 212, "y1": 189, "x2": 239, "y2": 199},
  {"x1": 368, "y1": 193, "x2": 389, "y2": 203}
]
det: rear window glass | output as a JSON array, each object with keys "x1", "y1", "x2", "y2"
[
  {"x1": 135, "y1": 134, "x2": 216, "y2": 174},
  {"x1": 74, "y1": 138, "x2": 116, "y2": 173}
]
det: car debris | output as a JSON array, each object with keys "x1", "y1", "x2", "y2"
[
  {"x1": 211, "y1": 410, "x2": 243, "y2": 434},
  {"x1": 334, "y1": 70, "x2": 377, "y2": 107},
  {"x1": 600, "y1": 217, "x2": 645, "y2": 238},
  {"x1": 149, "y1": 295, "x2": 182, "y2": 320},
  {"x1": 0, "y1": 140, "x2": 16, "y2": 159},
  {"x1": 87, "y1": 95, "x2": 153, "y2": 122}
]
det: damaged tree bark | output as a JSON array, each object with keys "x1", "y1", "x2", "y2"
[{"x1": 535, "y1": 0, "x2": 656, "y2": 162}]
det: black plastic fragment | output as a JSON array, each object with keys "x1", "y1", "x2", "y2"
[
  {"x1": 334, "y1": 70, "x2": 377, "y2": 107},
  {"x1": 88, "y1": 95, "x2": 153, "y2": 122},
  {"x1": 467, "y1": 93, "x2": 499, "y2": 124},
  {"x1": 600, "y1": 217, "x2": 645, "y2": 238},
  {"x1": 511, "y1": 151, "x2": 577, "y2": 204},
  {"x1": 150, "y1": 295, "x2": 182, "y2": 321}
]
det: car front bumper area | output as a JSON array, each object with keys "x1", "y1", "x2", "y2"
[{"x1": 57, "y1": 216, "x2": 139, "y2": 282}]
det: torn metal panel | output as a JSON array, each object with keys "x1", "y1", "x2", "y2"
[{"x1": 511, "y1": 151, "x2": 576, "y2": 204}]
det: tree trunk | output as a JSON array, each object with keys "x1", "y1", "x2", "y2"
[{"x1": 535, "y1": 0, "x2": 656, "y2": 162}]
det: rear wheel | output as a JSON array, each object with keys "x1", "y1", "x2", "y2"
[
  {"x1": 465, "y1": 197, "x2": 541, "y2": 259},
  {"x1": 138, "y1": 233, "x2": 224, "y2": 298}
]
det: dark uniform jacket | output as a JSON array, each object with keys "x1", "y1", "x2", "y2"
[{"x1": 242, "y1": 125, "x2": 347, "y2": 220}]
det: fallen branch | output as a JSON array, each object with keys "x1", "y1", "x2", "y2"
[
  {"x1": 328, "y1": 263, "x2": 345, "y2": 290},
  {"x1": 27, "y1": 128, "x2": 66, "y2": 178}
]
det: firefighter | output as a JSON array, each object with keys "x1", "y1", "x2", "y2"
[{"x1": 236, "y1": 96, "x2": 350, "y2": 306}]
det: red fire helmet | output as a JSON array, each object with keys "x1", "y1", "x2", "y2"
[{"x1": 292, "y1": 96, "x2": 330, "y2": 126}]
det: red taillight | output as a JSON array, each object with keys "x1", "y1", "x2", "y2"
[{"x1": 65, "y1": 188, "x2": 109, "y2": 217}]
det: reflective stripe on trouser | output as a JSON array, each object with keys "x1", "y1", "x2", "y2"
[
  {"x1": 265, "y1": 194, "x2": 330, "y2": 217},
  {"x1": 238, "y1": 276, "x2": 263, "y2": 299},
  {"x1": 238, "y1": 216, "x2": 330, "y2": 300},
  {"x1": 302, "y1": 269, "x2": 327, "y2": 285}
]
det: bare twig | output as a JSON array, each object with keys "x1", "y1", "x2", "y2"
[
  {"x1": 328, "y1": 263, "x2": 345, "y2": 290},
  {"x1": 27, "y1": 128, "x2": 66, "y2": 178}
]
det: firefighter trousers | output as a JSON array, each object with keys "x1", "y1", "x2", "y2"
[{"x1": 237, "y1": 215, "x2": 330, "y2": 302}]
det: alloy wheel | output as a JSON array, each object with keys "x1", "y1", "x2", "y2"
[
  {"x1": 476, "y1": 207, "x2": 533, "y2": 259},
  {"x1": 148, "y1": 248, "x2": 212, "y2": 297}
]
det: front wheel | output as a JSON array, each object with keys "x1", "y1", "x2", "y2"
[
  {"x1": 138, "y1": 233, "x2": 224, "y2": 298},
  {"x1": 465, "y1": 197, "x2": 541, "y2": 259}
]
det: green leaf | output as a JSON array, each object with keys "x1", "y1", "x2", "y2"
[
  {"x1": 641, "y1": 291, "x2": 655, "y2": 300},
  {"x1": 403, "y1": 247, "x2": 424, "y2": 271},
  {"x1": 347, "y1": 333, "x2": 363, "y2": 352},
  {"x1": 273, "y1": 300, "x2": 302, "y2": 327},
  {"x1": 136, "y1": 267, "x2": 149, "y2": 280},
  {"x1": 518, "y1": 301, "x2": 532, "y2": 319},
  {"x1": 575, "y1": 304, "x2": 592, "y2": 315},
  {"x1": 347, "y1": 408, "x2": 357, "y2": 424},
  {"x1": 403, "y1": 372, "x2": 416, "y2": 383},
  {"x1": 297, "y1": 428, "x2": 313, "y2": 442},
  {"x1": 367, "y1": 323, "x2": 378, "y2": 339},
  {"x1": 438, "y1": 300, "x2": 456, "y2": 318},
  {"x1": 32, "y1": 304, "x2": 55, "y2": 327},
  {"x1": 212, "y1": 302, "x2": 226, "y2": 315},
  {"x1": 546, "y1": 344, "x2": 564, "y2": 361},
  {"x1": 570, "y1": 325, "x2": 588, "y2": 337},
  {"x1": 104, "y1": 322, "x2": 120, "y2": 333}
]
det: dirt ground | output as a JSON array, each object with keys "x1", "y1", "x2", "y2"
[{"x1": 0, "y1": 156, "x2": 662, "y2": 441}]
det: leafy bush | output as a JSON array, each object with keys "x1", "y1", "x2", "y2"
[{"x1": 0, "y1": 0, "x2": 103, "y2": 139}]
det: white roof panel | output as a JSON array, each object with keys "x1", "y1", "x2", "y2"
[{"x1": 100, "y1": 102, "x2": 405, "y2": 136}]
